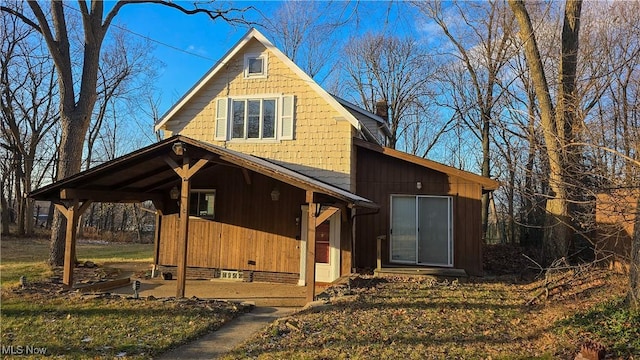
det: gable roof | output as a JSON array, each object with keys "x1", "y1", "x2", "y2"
[
  {"x1": 354, "y1": 138, "x2": 500, "y2": 191},
  {"x1": 30, "y1": 135, "x2": 378, "y2": 209},
  {"x1": 155, "y1": 28, "x2": 371, "y2": 140}
]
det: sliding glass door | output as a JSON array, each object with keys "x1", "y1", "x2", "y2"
[
  {"x1": 390, "y1": 196, "x2": 417, "y2": 263},
  {"x1": 390, "y1": 195, "x2": 453, "y2": 266}
]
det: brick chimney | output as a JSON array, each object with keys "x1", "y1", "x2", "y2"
[{"x1": 375, "y1": 99, "x2": 389, "y2": 123}]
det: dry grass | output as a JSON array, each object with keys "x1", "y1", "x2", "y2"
[{"x1": 221, "y1": 274, "x2": 635, "y2": 360}]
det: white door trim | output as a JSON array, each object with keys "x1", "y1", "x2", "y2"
[{"x1": 298, "y1": 205, "x2": 341, "y2": 285}]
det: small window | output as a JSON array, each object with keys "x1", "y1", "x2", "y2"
[
  {"x1": 244, "y1": 54, "x2": 267, "y2": 78},
  {"x1": 189, "y1": 190, "x2": 215, "y2": 218}
]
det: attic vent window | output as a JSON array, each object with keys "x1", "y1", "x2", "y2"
[{"x1": 244, "y1": 53, "x2": 267, "y2": 78}]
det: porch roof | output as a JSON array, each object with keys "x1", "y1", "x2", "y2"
[{"x1": 29, "y1": 136, "x2": 378, "y2": 209}]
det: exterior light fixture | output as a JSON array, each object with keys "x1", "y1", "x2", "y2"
[
  {"x1": 270, "y1": 187, "x2": 281, "y2": 201},
  {"x1": 416, "y1": 181, "x2": 423, "y2": 190},
  {"x1": 170, "y1": 186, "x2": 180, "y2": 200},
  {"x1": 172, "y1": 142, "x2": 184, "y2": 156}
]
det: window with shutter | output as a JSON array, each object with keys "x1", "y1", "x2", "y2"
[{"x1": 215, "y1": 95, "x2": 294, "y2": 141}]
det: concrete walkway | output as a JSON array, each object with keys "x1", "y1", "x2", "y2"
[{"x1": 155, "y1": 306, "x2": 298, "y2": 360}]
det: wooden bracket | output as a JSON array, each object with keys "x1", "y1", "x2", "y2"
[{"x1": 242, "y1": 169, "x2": 252, "y2": 185}]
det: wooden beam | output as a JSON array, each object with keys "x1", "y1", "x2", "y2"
[
  {"x1": 186, "y1": 155, "x2": 213, "y2": 178},
  {"x1": 315, "y1": 207, "x2": 338, "y2": 226},
  {"x1": 164, "y1": 156, "x2": 184, "y2": 178},
  {"x1": 110, "y1": 166, "x2": 173, "y2": 190},
  {"x1": 60, "y1": 189, "x2": 162, "y2": 203},
  {"x1": 306, "y1": 190, "x2": 317, "y2": 303},
  {"x1": 242, "y1": 169, "x2": 252, "y2": 185},
  {"x1": 140, "y1": 177, "x2": 179, "y2": 193},
  {"x1": 176, "y1": 155, "x2": 191, "y2": 298},
  {"x1": 153, "y1": 210, "x2": 162, "y2": 265}
]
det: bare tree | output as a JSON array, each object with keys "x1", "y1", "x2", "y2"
[
  {"x1": 508, "y1": 0, "x2": 583, "y2": 263},
  {"x1": 263, "y1": 1, "x2": 352, "y2": 82},
  {"x1": 341, "y1": 33, "x2": 439, "y2": 151},
  {"x1": 1, "y1": 0, "x2": 253, "y2": 266},
  {"x1": 415, "y1": 0, "x2": 518, "y2": 240},
  {"x1": 0, "y1": 6, "x2": 59, "y2": 236},
  {"x1": 631, "y1": 196, "x2": 640, "y2": 309}
]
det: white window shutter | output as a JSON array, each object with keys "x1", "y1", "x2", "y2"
[
  {"x1": 215, "y1": 98, "x2": 228, "y2": 140},
  {"x1": 280, "y1": 95, "x2": 295, "y2": 140}
]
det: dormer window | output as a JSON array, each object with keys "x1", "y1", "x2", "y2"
[{"x1": 244, "y1": 53, "x2": 267, "y2": 78}]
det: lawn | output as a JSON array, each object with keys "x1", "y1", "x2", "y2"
[
  {"x1": 0, "y1": 236, "x2": 248, "y2": 359},
  {"x1": 2, "y1": 236, "x2": 638, "y2": 359},
  {"x1": 221, "y1": 275, "x2": 639, "y2": 360},
  {"x1": 0, "y1": 237, "x2": 153, "y2": 286}
]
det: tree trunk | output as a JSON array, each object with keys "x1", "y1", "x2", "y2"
[
  {"x1": 509, "y1": 0, "x2": 582, "y2": 263},
  {"x1": 48, "y1": 113, "x2": 91, "y2": 266},
  {"x1": 481, "y1": 110, "x2": 491, "y2": 241},
  {"x1": 1, "y1": 177, "x2": 10, "y2": 235},
  {"x1": 628, "y1": 196, "x2": 640, "y2": 309}
]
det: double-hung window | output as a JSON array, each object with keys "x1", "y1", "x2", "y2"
[
  {"x1": 215, "y1": 95, "x2": 295, "y2": 141},
  {"x1": 232, "y1": 98, "x2": 276, "y2": 140}
]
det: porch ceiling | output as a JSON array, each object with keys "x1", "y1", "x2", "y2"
[{"x1": 29, "y1": 135, "x2": 378, "y2": 209}]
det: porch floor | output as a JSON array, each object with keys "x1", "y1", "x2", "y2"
[
  {"x1": 109, "y1": 278, "x2": 317, "y2": 307},
  {"x1": 374, "y1": 266, "x2": 467, "y2": 278}
]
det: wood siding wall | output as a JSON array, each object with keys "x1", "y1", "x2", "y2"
[
  {"x1": 157, "y1": 163, "x2": 355, "y2": 277},
  {"x1": 158, "y1": 165, "x2": 305, "y2": 273},
  {"x1": 355, "y1": 147, "x2": 484, "y2": 275}
]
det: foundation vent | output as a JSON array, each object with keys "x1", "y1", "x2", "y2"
[{"x1": 220, "y1": 270, "x2": 242, "y2": 281}]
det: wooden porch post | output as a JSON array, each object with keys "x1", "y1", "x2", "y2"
[
  {"x1": 54, "y1": 199, "x2": 93, "y2": 286},
  {"x1": 306, "y1": 191, "x2": 317, "y2": 303},
  {"x1": 176, "y1": 155, "x2": 191, "y2": 298},
  {"x1": 164, "y1": 152, "x2": 212, "y2": 298}
]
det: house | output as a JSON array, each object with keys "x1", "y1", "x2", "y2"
[{"x1": 29, "y1": 28, "x2": 498, "y2": 301}]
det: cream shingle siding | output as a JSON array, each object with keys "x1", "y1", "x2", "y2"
[{"x1": 164, "y1": 38, "x2": 354, "y2": 190}]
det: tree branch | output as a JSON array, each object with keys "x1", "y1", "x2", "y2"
[
  {"x1": 0, "y1": 5, "x2": 41, "y2": 33},
  {"x1": 107, "y1": 0, "x2": 255, "y2": 29}
]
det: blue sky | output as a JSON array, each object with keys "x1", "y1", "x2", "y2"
[{"x1": 109, "y1": 1, "x2": 419, "y2": 117}]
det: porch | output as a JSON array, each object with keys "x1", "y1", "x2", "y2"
[
  {"x1": 29, "y1": 135, "x2": 378, "y2": 303},
  {"x1": 109, "y1": 278, "x2": 314, "y2": 307}
]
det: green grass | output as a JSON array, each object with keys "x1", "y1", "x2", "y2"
[
  {"x1": 1, "y1": 294, "x2": 245, "y2": 359},
  {"x1": 0, "y1": 235, "x2": 247, "y2": 359},
  {"x1": 0, "y1": 238, "x2": 152, "y2": 287},
  {"x1": 555, "y1": 297, "x2": 640, "y2": 357}
]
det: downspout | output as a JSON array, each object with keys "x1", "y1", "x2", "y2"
[{"x1": 350, "y1": 206, "x2": 380, "y2": 274}]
